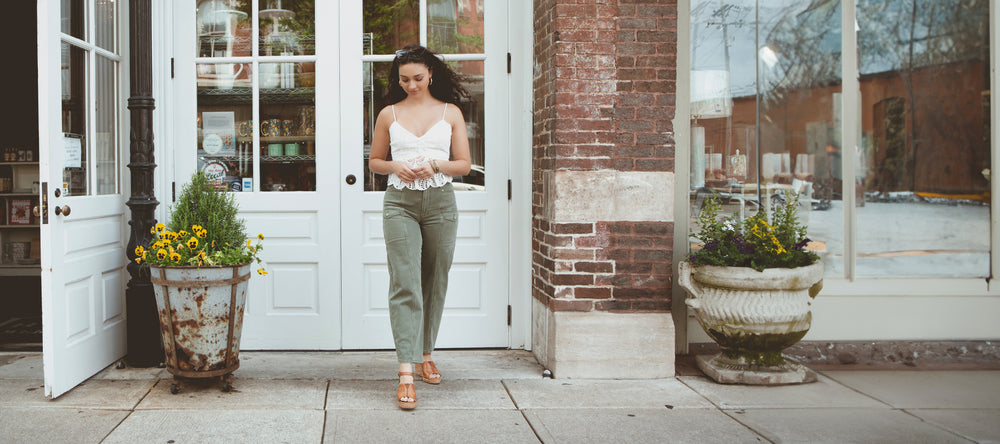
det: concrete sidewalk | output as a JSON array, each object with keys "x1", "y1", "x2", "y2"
[{"x1": 1, "y1": 350, "x2": 998, "y2": 443}]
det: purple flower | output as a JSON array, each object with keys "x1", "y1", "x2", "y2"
[
  {"x1": 794, "y1": 237, "x2": 811, "y2": 251},
  {"x1": 733, "y1": 234, "x2": 754, "y2": 254}
]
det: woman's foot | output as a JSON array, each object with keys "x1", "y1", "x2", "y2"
[
  {"x1": 397, "y1": 364, "x2": 416, "y2": 409},
  {"x1": 416, "y1": 354, "x2": 442, "y2": 384}
]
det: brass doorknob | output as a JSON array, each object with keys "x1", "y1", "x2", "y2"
[
  {"x1": 55, "y1": 205, "x2": 71, "y2": 216},
  {"x1": 33, "y1": 206, "x2": 40, "y2": 217}
]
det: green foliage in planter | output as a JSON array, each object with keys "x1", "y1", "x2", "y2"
[
  {"x1": 168, "y1": 172, "x2": 246, "y2": 250},
  {"x1": 688, "y1": 194, "x2": 819, "y2": 271},
  {"x1": 135, "y1": 173, "x2": 265, "y2": 273}
]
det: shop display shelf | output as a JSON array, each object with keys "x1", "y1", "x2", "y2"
[{"x1": 197, "y1": 87, "x2": 315, "y2": 105}]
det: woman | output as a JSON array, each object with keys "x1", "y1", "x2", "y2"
[{"x1": 368, "y1": 44, "x2": 472, "y2": 410}]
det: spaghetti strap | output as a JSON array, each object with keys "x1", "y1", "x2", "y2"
[
  {"x1": 391, "y1": 105, "x2": 397, "y2": 122},
  {"x1": 441, "y1": 103, "x2": 448, "y2": 121}
]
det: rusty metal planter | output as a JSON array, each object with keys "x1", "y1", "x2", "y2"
[{"x1": 149, "y1": 263, "x2": 251, "y2": 392}]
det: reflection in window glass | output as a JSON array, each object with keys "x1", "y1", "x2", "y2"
[
  {"x1": 96, "y1": 56, "x2": 117, "y2": 195},
  {"x1": 689, "y1": 0, "x2": 843, "y2": 275},
  {"x1": 855, "y1": 0, "x2": 990, "y2": 277},
  {"x1": 259, "y1": 0, "x2": 316, "y2": 56},
  {"x1": 428, "y1": 0, "x2": 484, "y2": 54},
  {"x1": 363, "y1": 0, "x2": 419, "y2": 54},
  {"x1": 61, "y1": 0, "x2": 86, "y2": 39},
  {"x1": 95, "y1": 0, "x2": 115, "y2": 51},
  {"x1": 196, "y1": 0, "x2": 252, "y2": 58},
  {"x1": 61, "y1": 42, "x2": 89, "y2": 196}
]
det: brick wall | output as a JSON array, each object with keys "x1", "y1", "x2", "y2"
[{"x1": 532, "y1": 0, "x2": 678, "y2": 313}]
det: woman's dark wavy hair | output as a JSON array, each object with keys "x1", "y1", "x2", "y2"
[{"x1": 387, "y1": 44, "x2": 470, "y2": 105}]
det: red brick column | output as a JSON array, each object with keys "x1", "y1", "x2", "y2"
[{"x1": 532, "y1": 0, "x2": 678, "y2": 315}]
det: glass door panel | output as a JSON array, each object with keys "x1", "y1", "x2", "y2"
[
  {"x1": 95, "y1": 55, "x2": 118, "y2": 195},
  {"x1": 361, "y1": 0, "x2": 485, "y2": 192},
  {"x1": 196, "y1": 62, "x2": 253, "y2": 191},
  {"x1": 197, "y1": 0, "x2": 252, "y2": 58},
  {"x1": 259, "y1": 0, "x2": 316, "y2": 56},
  {"x1": 193, "y1": 0, "x2": 316, "y2": 193},
  {"x1": 260, "y1": 62, "x2": 315, "y2": 192},
  {"x1": 61, "y1": 42, "x2": 88, "y2": 196}
]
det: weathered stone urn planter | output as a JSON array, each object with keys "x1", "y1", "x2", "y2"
[{"x1": 678, "y1": 260, "x2": 824, "y2": 385}]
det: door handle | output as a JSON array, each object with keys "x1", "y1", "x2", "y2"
[
  {"x1": 55, "y1": 205, "x2": 71, "y2": 217},
  {"x1": 345, "y1": 174, "x2": 357, "y2": 185}
]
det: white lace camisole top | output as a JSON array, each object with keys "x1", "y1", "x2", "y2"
[{"x1": 387, "y1": 103, "x2": 453, "y2": 191}]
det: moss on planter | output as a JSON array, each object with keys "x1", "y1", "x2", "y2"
[{"x1": 706, "y1": 329, "x2": 810, "y2": 367}]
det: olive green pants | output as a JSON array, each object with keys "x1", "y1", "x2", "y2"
[{"x1": 383, "y1": 183, "x2": 458, "y2": 364}]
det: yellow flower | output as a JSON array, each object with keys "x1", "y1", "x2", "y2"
[
  {"x1": 169, "y1": 252, "x2": 181, "y2": 262},
  {"x1": 156, "y1": 248, "x2": 168, "y2": 260},
  {"x1": 179, "y1": 230, "x2": 189, "y2": 238},
  {"x1": 155, "y1": 223, "x2": 165, "y2": 232},
  {"x1": 192, "y1": 224, "x2": 202, "y2": 232},
  {"x1": 197, "y1": 251, "x2": 207, "y2": 261},
  {"x1": 197, "y1": 229, "x2": 207, "y2": 239},
  {"x1": 187, "y1": 237, "x2": 199, "y2": 249},
  {"x1": 257, "y1": 268, "x2": 268, "y2": 276},
  {"x1": 149, "y1": 226, "x2": 156, "y2": 234},
  {"x1": 246, "y1": 239, "x2": 252, "y2": 247},
  {"x1": 135, "y1": 246, "x2": 145, "y2": 256},
  {"x1": 257, "y1": 233, "x2": 264, "y2": 241}
]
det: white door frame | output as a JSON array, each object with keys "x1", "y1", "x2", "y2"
[
  {"x1": 154, "y1": 1, "x2": 534, "y2": 350},
  {"x1": 507, "y1": 0, "x2": 534, "y2": 350}
]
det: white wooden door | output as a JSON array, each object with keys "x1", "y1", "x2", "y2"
[
  {"x1": 173, "y1": 0, "x2": 340, "y2": 349},
  {"x1": 340, "y1": 2, "x2": 510, "y2": 349},
  {"x1": 39, "y1": 0, "x2": 128, "y2": 398}
]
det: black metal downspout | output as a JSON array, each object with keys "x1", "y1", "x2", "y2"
[{"x1": 124, "y1": 0, "x2": 163, "y2": 367}]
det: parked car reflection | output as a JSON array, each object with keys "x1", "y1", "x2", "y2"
[{"x1": 452, "y1": 164, "x2": 485, "y2": 191}]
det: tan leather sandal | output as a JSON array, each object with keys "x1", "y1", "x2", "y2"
[
  {"x1": 416, "y1": 360, "x2": 442, "y2": 384},
  {"x1": 397, "y1": 372, "x2": 416, "y2": 409}
]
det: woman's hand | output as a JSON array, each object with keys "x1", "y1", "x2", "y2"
[
  {"x1": 391, "y1": 161, "x2": 418, "y2": 183},
  {"x1": 413, "y1": 162, "x2": 437, "y2": 180},
  {"x1": 393, "y1": 160, "x2": 436, "y2": 182}
]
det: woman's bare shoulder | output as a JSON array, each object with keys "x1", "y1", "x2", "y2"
[
  {"x1": 374, "y1": 105, "x2": 395, "y2": 125},
  {"x1": 445, "y1": 102, "x2": 465, "y2": 122}
]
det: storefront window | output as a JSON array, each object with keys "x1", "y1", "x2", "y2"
[
  {"x1": 362, "y1": 0, "x2": 486, "y2": 192},
  {"x1": 855, "y1": 0, "x2": 990, "y2": 277},
  {"x1": 689, "y1": 0, "x2": 844, "y2": 274},
  {"x1": 194, "y1": 0, "x2": 316, "y2": 192},
  {"x1": 688, "y1": 0, "x2": 990, "y2": 278}
]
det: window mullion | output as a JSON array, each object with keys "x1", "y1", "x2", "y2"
[
  {"x1": 992, "y1": 0, "x2": 999, "y2": 283},
  {"x1": 841, "y1": 0, "x2": 859, "y2": 280},
  {"x1": 252, "y1": 0, "x2": 260, "y2": 191},
  {"x1": 419, "y1": 0, "x2": 428, "y2": 46}
]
